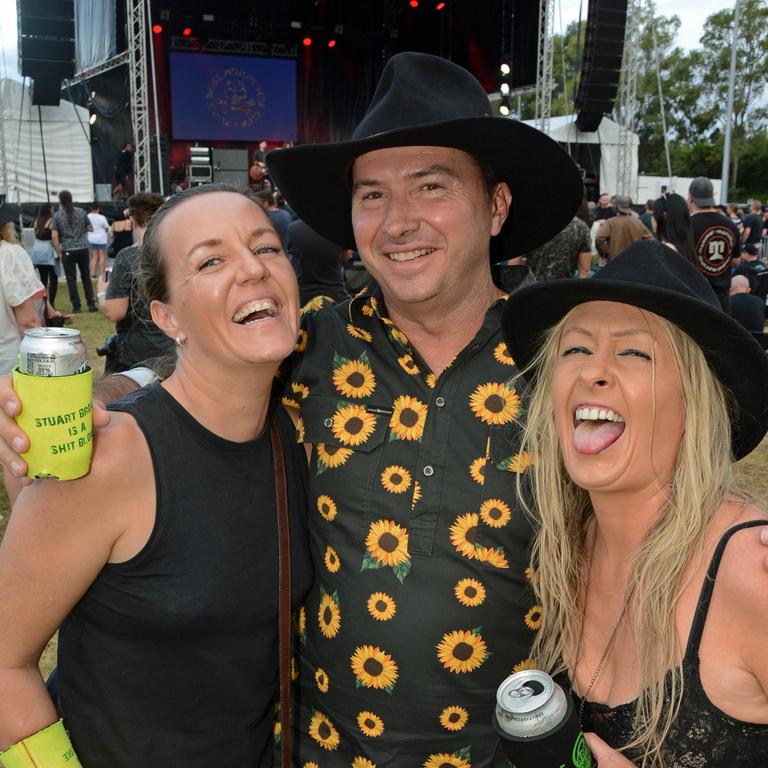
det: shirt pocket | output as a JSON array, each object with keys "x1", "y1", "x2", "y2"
[
  {"x1": 473, "y1": 422, "x2": 529, "y2": 571},
  {"x1": 302, "y1": 394, "x2": 390, "y2": 544}
]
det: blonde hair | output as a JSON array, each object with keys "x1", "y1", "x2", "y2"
[
  {"x1": 0, "y1": 222, "x2": 17, "y2": 243},
  {"x1": 519, "y1": 308, "x2": 736, "y2": 767}
]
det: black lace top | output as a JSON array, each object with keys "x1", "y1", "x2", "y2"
[{"x1": 572, "y1": 520, "x2": 768, "y2": 767}]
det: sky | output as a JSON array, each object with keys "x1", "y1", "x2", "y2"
[{"x1": 0, "y1": 0, "x2": 738, "y2": 82}]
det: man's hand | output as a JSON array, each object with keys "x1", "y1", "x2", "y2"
[
  {"x1": 0, "y1": 375, "x2": 111, "y2": 483},
  {"x1": 584, "y1": 732, "x2": 637, "y2": 766}
]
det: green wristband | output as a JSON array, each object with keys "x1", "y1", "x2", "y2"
[{"x1": 0, "y1": 719, "x2": 82, "y2": 768}]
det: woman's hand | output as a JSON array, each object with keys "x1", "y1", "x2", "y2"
[
  {"x1": 0, "y1": 375, "x2": 111, "y2": 482},
  {"x1": 584, "y1": 732, "x2": 637, "y2": 766}
]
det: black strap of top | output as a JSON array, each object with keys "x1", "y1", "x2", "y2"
[
  {"x1": 269, "y1": 414, "x2": 292, "y2": 768},
  {"x1": 684, "y1": 519, "x2": 768, "y2": 663}
]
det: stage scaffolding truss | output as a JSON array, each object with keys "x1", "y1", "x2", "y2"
[
  {"x1": 126, "y1": 0, "x2": 151, "y2": 193},
  {"x1": 616, "y1": 0, "x2": 640, "y2": 197},
  {"x1": 534, "y1": 0, "x2": 555, "y2": 135}
]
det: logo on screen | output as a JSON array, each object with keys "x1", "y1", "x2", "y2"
[{"x1": 205, "y1": 68, "x2": 266, "y2": 129}]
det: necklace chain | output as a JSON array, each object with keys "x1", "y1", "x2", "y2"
[{"x1": 569, "y1": 524, "x2": 634, "y2": 726}]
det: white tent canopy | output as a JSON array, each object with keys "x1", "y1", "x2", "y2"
[
  {"x1": 522, "y1": 114, "x2": 640, "y2": 201},
  {"x1": 0, "y1": 78, "x2": 94, "y2": 203}
]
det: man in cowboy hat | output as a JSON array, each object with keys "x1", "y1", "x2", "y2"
[{"x1": 265, "y1": 52, "x2": 582, "y2": 766}]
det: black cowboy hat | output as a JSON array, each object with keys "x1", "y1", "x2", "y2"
[
  {"x1": 266, "y1": 52, "x2": 583, "y2": 260},
  {"x1": 502, "y1": 240, "x2": 768, "y2": 459},
  {"x1": 0, "y1": 202, "x2": 22, "y2": 227}
]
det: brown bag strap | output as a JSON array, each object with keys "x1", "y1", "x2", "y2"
[{"x1": 269, "y1": 413, "x2": 292, "y2": 767}]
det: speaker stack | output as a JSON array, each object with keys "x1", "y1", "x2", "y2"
[
  {"x1": 575, "y1": 0, "x2": 628, "y2": 133},
  {"x1": 18, "y1": 0, "x2": 76, "y2": 106}
]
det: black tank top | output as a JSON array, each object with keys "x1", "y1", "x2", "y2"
[
  {"x1": 57, "y1": 384, "x2": 312, "y2": 767},
  {"x1": 577, "y1": 520, "x2": 768, "y2": 767}
]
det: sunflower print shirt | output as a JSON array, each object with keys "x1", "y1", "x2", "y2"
[{"x1": 286, "y1": 291, "x2": 537, "y2": 768}]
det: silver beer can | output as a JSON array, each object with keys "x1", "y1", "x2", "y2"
[
  {"x1": 495, "y1": 669, "x2": 570, "y2": 738},
  {"x1": 18, "y1": 328, "x2": 88, "y2": 377}
]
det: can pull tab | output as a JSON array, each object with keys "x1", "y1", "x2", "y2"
[{"x1": 509, "y1": 685, "x2": 535, "y2": 699}]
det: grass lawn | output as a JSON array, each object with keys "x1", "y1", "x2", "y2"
[
  {"x1": 0, "y1": 283, "x2": 113, "y2": 677},
  {"x1": 0, "y1": 288, "x2": 767, "y2": 680}
]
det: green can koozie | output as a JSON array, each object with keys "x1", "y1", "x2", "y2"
[{"x1": 13, "y1": 367, "x2": 93, "y2": 480}]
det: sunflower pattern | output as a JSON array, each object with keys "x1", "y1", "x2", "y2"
[
  {"x1": 513, "y1": 658, "x2": 538, "y2": 674},
  {"x1": 454, "y1": 578, "x2": 486, "y2": 607},
  {"x1": 295, "y1": 328, "x2": 308, "y2": 352},
  {"x1": 332, "y1": 403, "x2": 378, "y2": 447},
  {"x1": 367, "y1": 591, "x2": 397, "y2": 621},
  {"x1": 436, "y1": 629, "x2": 489, "y2": 674},
  {"x1": 389, "y1": 395, "x2": 428, "y2": 441},
  {"x1": 315, "y1": 667, "x2": 330, "y2": 693},
  {"x1": 347, "y1": 324, "x2": 373, "y2": 342},
  {"x1": 308, "y1": 709, "x2": 341, "y2": 750},
  {"x1": 333, "y1": 352, "x2": 377, "y2": 399},
  {"x1": 397, "y1": 353, "x2": 420, "y2": 375},
  {"x1": 524, "y1": 604, "x2": 543, "y2": 631},
  {"x1": 318, "y1": 587, "x2": 341, "y2": 638},
  {"x1": 469, "y1": 382, "x2": 521, "y2": 426},
  {"x1": 296, "y1": 605, "x2": 307, "y2": 645},
  {"x1": 497, "y1": 451, "x2": 533, "y2": 473},
  {"x1": 469, "y1": 456, "x2": 487, "y2": 486},
  {"x1": 423, "y1": 747, "x2": 472, "y2": 768},
  {"x1": 352, "y1": 757, "x2": 377, "y2": 768},
  {"x1": 315, "y1": 442, "x2": 354, "y2": 473},
  {"x1": 317, "y1": 494, "x2": 338, "y2": 522},
  {"x1": 302, "y1": 295, "x2": 329, "y2": 315},
  {"x1": 478, "y1": 498, "x2": 511, "y2": 528},
  {"x1": 439, "y1": 706, "x2": 469, "y2": 732},
  {"x1": 286, "y1": 292, "x2": 536, "y2": 762},
  {"x1": 493, "y1": 341, "x2": 515, "y2": 366},
  {"x1": 350, "y1": 644, "x2": 399, "y2": 692},
  {"x1": 362, "y1": 519, "x2": 411, "y2": 583},
  {"x1": 357, "y1": 710, "x2": 385, "y2": 737},
  {"x1": 380, "y1": 465, "x2": 412, "y2": 494},
  {"x1": 325, "y1": 545, "x2": 341, "y2": 573}
]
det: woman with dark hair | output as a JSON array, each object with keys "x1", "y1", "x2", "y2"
[
  {"x1": 31, "y1": 203, "x2": 58, "y2": 308},
  {"x1": 0, "y1": 185, "x2": 311, "y2": 767},
  {"x1": 652, "y1": 193, "x2": 696, "y2": 263},
  {"x1": 51, "y1": 190, "x2": 95, "y2": 312}
]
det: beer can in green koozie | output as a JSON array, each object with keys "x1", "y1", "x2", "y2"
[{"x1": 13, "y1": 328, "x2": 93, "y2": 480}]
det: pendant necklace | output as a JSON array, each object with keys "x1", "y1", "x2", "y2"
[{"x1": 569, "y1": 524, "x2": 635, "y2": 726}]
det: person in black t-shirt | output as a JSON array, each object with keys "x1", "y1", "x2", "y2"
[
  {"x1": 742, "y1": 200, "x2": 763, "y2": 249},
  {"x1": 688, "y1": 176, "x2": 740, "y2": 312},
  {"x1": 729, "y1": 274, "x2": 766, "y2": 332},
  {"x1": 593, "y1": 191, "x2": 617, "y2": 221}
]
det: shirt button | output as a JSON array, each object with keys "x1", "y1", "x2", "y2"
[
  {"x1": 323, "y1": 418, "x2": 333, "y2": 428},
  {"x1": 435, "y1": 396, "x2": 446, "y2": 407},
  {"x1": 423, "y1": 465, "x2": 435, "y2": 477}
]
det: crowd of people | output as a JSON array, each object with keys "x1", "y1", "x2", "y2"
[{"x1": 0, "y1": 51, "x2": 767, "y2": 768}]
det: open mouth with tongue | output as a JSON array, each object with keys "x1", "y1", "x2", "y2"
[
  {"x1": 232, "y1": 298, "x2": 279, "y2": 325},
  {"x1": 572, "y1": 405, "x2": 626, "y2": 455}
]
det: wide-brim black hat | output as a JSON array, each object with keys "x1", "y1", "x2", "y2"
[
  {"x1": 502, "y1": 240, "x2": 768, "y2": 459},
  {"x1": 267, "y1": 52, "x2": 584, "y2": 259},
  {"x1": 0, "y1": 202, "x2": 22, "y2": 226}
]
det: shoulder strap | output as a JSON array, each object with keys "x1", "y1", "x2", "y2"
[
  {"x1": 269, "y1": 413, "x2": 292, "y2": 767},
  {"x1": 684, "y1": 519, "x2": 768, "y2": 662}
]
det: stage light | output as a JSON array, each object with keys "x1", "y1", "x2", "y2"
[
  {"x1": 152, "y1": 24, "x2": 163, "y2": 34},
  {"x1": 499, "y1": 98, "x2": 511, "y2": 116},
  {"x1": 302, "y1": 36, "x2": 312, "y2": 46},
  {"x1": 436, "y1": 1, "x2": 446, "y2": 9},
  {"x1": 182, "y1": 27, "x2": 192, "y2": 37},
  {"x1": 328, "y1": 39, "x2": 336, "y2": 48},
  {"x1": 290, "y1": 20, "x2": 302, "y2": 29},
  {"x1": 409, "y1": 0, "x2": 419, "y2": 7},
  {"x1": 89, "y1": 113, "x2": 97, "y2": 125},
  {"x1": 500, "y1": 62, "x2": 510, "y2": 75},
  {"x1": 91, "y1": 90, "x2": 96, "y2": 98},
  {"x1": 500, "y1": 82, "x2": 510, "y2": 95}
]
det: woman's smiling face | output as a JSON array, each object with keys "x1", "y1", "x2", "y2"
[{"x1": 551, "y1": 301, "x2": 685, "y2": 495}]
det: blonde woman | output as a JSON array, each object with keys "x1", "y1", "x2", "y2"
[{"x1": 501, "y1": 240, "x2": 768, "y2": 766}]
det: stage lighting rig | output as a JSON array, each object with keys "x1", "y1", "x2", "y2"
[{"x1": 499, "y1": 100, "x2": 511, "y2": 116}]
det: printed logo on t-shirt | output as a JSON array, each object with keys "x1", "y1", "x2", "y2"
[{"x1": 695, "y1": 225, "x2": 736, "y2": 276}]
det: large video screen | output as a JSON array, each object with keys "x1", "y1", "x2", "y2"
[{"x1": 170, "y1": 53, "x2": 297, "y2": 142}]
